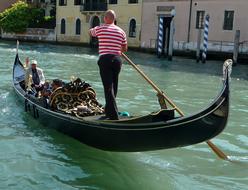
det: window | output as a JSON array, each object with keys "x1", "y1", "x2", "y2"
[
  {"x1": 61, "y1": 19, "x2": 66, "y2": 34},
  {"x1": 76, "y1": 19, "x2": 81, "y2": 35},
  {"x1": 74, "y1": 0, "x2": 82, "y2": 5},
  {"x1": 223, "y1": 10, "x2": 234, "y2": 30},
  {"x1": 129, "y1": 19, "x2": 136, "y2": 38},
  {"x1": 128, "y1": 0, "x2": 138, "y2": 4},
  {"x1": 109, "y1": 0, "x2": 117, "y2": 4},
  {"x1": 196, "y1": 11, "x2": 205, "y2": 29},
  {"x1": 59, "y1": 0, "x2": 67, "y2": 6}
]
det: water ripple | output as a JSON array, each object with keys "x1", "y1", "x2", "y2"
[{"x1": 1, "y1": 41, "x2": 248, "y2": 190}]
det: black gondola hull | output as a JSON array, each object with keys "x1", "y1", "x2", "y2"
[{"x1": 13, "y1": 54, "x2": 230, "y2": 152}]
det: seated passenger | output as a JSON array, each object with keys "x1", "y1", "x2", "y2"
[
  {"x1": 48, "y1": 79, "x2": 64, "y2": 110},
  {"x1": 51, "y1": 79, "x2": 63, "y2": 91},
  {"x1": 41, "y1": 81, "x2": 52, "y2": 97},
  {"x1": 41, "y1": 79, "x2": 63, "y2": 98},
  {"x1": 25, "y1": 59, "x2": 45, "y2": 97}
]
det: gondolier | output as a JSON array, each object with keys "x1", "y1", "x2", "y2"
[{"x1": 89, "y1": 9, "x2": 128, "y2": 120}]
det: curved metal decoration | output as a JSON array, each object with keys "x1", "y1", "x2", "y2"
[
  {"x1": 223, "y1": 59, "x2": 233, "y2": 81},
  {"x1": 49, "y1": 78, "x2": 104, "y2": 117}
]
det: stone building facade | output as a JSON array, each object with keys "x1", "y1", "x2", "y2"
[{"x1": 56, "y1": 0, "x2": 142, "y2": 47}]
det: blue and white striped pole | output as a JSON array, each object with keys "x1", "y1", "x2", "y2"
[
  {"x1": 202, "y1": 14, "x2": 210, "y2": 63},
  {"x1": 157, "y1": 16, "x2": 164, "y2": 57}
]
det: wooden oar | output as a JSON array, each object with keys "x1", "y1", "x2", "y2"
[
  {"x1": 121, "y1": 53, "x2": 184, "y2": 116},
  {"x1": 121, "y1": 52, "x2": 230, "y2": 161}
]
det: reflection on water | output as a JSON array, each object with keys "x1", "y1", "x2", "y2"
[{"x1": 0, "y1": 40, "x2": 248, "y2": 190}]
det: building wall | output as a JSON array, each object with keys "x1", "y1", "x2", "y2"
[
  {"x1": 0, "y1": 0, "x2": 18, "y2": 13},
  {"x1": 141, "y1": 0, "x2": 189, "y2": 49},
  {"x1": 109, "y1": 1, "x2": 142, "y2": 47},
  {"x1": 56, "y1": 0, "x2": 142, "y2": 47},
  {"x1": 56, "y1": 1, "x2": 83, "y2": 43},
  {"x1": 141, "y1": 0, "x2": 248, "y2": 52},
  {"x1": 2, "y1": 28, "x2": 56, "y2": 42},
  {"x1": 190, "y1": 0, "x2": 248, "y2": 42}
]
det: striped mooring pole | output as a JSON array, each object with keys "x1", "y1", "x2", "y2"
[
  {"x1": 157, "y1": 16, "x2": 164, "y2": 57},
  {"x1": 202, "y1": 14, "x2": 210, "y2": 63}
]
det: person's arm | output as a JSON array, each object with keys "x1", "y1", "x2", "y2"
[
  {"x1": 121, "y1": 32, "x2": 128, "y2": 53},
  {"x1": 25, "y1": 57, "x2": 29, "y2": 69},
  {"x1": 89, "y1": 27, "x2": 97, "y2": 37},
  {"x1": 24, "y1": 68, "x2": 31, "y2": 88},
  {"x1": 38, "y1": 69, "x2": 45, "y2": 85},
  {"x1": 121, "y1": 44, "x2": 128, "y2": 53},
  {"x1": 89, "y1": 29, "x2": 93, "y2": 36}
]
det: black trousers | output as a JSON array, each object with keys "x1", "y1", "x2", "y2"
[{"x1": 98, "y1": 54, "x2": 122, "y2": 120}]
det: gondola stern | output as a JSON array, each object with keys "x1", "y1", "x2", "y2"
[{"x1": 13, "y1": 52, "x2": 25, "y2": 90}]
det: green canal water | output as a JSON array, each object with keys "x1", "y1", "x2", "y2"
[{"x1": 0, "y1": 40, "x2": 248, "y2": 190}]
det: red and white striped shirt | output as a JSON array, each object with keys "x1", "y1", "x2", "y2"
[{"x1": 90, "y1": 24, "x2": 127, "y2": 56}]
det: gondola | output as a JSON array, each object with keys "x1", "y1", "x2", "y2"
[{"x1": 12, "y1": 52, "x2": 232, "y2": 152}]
